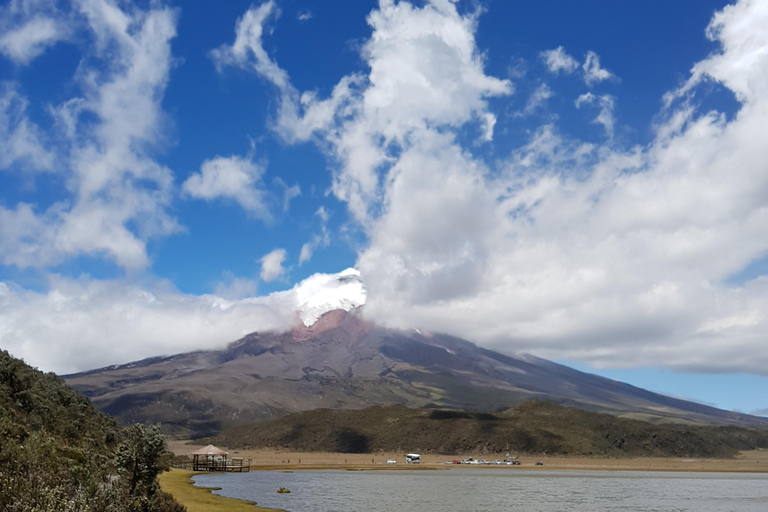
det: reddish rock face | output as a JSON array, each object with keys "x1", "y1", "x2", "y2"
[{"x1": 291, "y1": 309, "x2": 371, "y2": 340}]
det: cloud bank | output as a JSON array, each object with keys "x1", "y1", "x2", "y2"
[{"x1": 0, "y1": 273, "x2": 319, "y2": 374}]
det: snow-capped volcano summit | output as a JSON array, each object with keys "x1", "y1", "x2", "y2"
[{"x1": 294, "y1": 268, "x2": 366, "y2": 326}]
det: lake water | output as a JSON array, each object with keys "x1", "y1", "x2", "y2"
[{"x1": 193, "y1": 468, "x2": 768, "y2": 512}]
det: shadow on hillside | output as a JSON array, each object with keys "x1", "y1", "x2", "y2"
[{"x1": 333, "y1": 428, "x2": 369, "y2": 453}]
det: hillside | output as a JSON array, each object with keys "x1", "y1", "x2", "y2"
[
  {"x1": 200, "y1": 401, "x2": 768, "y2": 459},
  {"x1": 0, "y1": 350, "x2": 184, "y2": 512},
  {"x1": 66, "y1": 310, "x2": 768, "y2": 438}
]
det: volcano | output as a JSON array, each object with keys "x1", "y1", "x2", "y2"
[{"x1": 66, "y1": 308, "x2": 768, "y2": 438}]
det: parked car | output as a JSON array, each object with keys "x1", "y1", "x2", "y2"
[{"x1": 387, "y1": 459, "x2": 397, "y2": 464}]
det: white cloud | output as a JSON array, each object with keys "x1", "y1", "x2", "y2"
[
  {"x1": 299, "y1": 206, "x2": 331, "y2": 265},
  {"x1": 0, "y1": 271, "x2": 353, "y2": 374},
  {"x1": 183, "y1": 155, "x2": 271, "y2": 220},
  {"x1": 517, "y1": 83, "x2": 553, "y2": 117},
  {"x1": 0, "y1": 0, "x2": 70, "y2": 65},
  {"x1": 260, "y1": 248, "x2": 287, "y2": 282},
  {"x1": 214, "y1": 0, "x2": 512, "y2": 225},
  {"x1": 583, "y1": 50, "x2": 614, "y2": 86},
  {"x1": 209, "y1": 1, "x2": 289, "y2": 88},
  {"x1": 299, "y1": 243, "x2": 313, "y2": 265},
  {"x1": 273, "y1": 176, "x2": 301, "y2": 212},
  {"x1": 575, "y1": 92, "x2": 615, "y2": 137},
  {"x1": 541, "y1": 46, "x2": 579, "y2": 74},
  {"x1": 0, "y1": 83, "x2": 54, "y2": 171},
  {"x1": 0, "y1": 15, "x2": 65, "y2": 64},
  {"x1": 479, "y1": 112, "x2": 497, "y2": 142},
  {"x1": 297, "y1": 10, "x2": 312, "y2": 22},
  {"x1": 0, "y1": 0, "x2": 180, "y2": 269}
]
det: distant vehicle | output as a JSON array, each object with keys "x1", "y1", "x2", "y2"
[
  {"x1": 461, "y1": 459, "x2": 473, "y2": 464},
  {"x1": 535, "y1": 461, "x2": 544, "y2": 466},
  {"x1": 387, "y1": 459, "x2": 397, "y2": 464},
  {"x1": 452, "y1": 460, "x2": 461, "y2": 464},
  {"x1": 406, "y1": 454, "x2": 420, "y2": 464},
  {"x1": 491, "y1": 460, "x2": 503, "y2": 465}
]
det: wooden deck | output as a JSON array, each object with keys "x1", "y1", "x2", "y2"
[{"x1": 177, "y1": 458, "x2": 251, "y2": 472}]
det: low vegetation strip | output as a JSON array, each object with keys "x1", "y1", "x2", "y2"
[
  {"x1": 158, "y1": 469, "x2": 280, "y2": 512},
  {"x1": 198, "y1": 401, "x2": 768, "y2": 458}
]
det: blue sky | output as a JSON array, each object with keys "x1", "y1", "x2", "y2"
[{"x1": 2, "y1": 0, "x2": 768, "y2": 417}]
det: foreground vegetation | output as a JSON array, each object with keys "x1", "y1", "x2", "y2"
[
  {"x1": 0, "y1": 350, "x2": 185, "y2": 511},
  {"x1": 200, "y1": 401, "x2": 768, "y2": 458}
]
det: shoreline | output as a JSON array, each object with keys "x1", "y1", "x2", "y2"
[
  {"x1": 158, "y1": 468, "x2": 283, "y2": 512},
  {"x1": 167, "y1": 441, "x2": 768, "y2": 474}
]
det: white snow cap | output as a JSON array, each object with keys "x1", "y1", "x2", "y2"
[{"x1": 294, "y1": 268, "x2": 367, "y2": 326}]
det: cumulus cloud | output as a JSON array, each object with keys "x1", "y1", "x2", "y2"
[
  {"x1": 260, "y1": 248, "x2": 287, "y2": 282},
  {"x1": 358, "y1": 0, "x2": 768, "y2": 376},
  {"x1": 183, "y1": 155, "x2": 271, "y2": 220},
  {"x1": 0, "y1": 0, "x2": 180, "y2": 269},
  {"x1": 214, "y1": 0, "x2": 512, "y2": 225},
  {"x1": 583, "y1": 50, "x2": 614, "y2": 86},
  {"x1": 541, "y1": 46, "x2": 579, "y2": 74}
]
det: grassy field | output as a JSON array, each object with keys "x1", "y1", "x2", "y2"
[{"x1": 158, "y1": 469, "x2": 282, "y2": 512}]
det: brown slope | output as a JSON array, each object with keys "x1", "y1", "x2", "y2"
[
  {"x1": 199, "y1": 401, "x2": 768, "y2": 458},
  {"x1": 65, "y1": 309, "x2": 768, "y2": 438}
]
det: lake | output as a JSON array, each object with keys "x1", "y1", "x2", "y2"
[{"x1": 193, "y1": 468, "x2": 768, "y2": 512}]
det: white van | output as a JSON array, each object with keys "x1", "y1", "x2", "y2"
[{"x1": 405, "y1": 453, "x2": 421, "y2": 464}]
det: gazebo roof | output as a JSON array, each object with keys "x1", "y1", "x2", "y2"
[{"x1": 190, "y1": 444, "x2": 229, "y2": 456}]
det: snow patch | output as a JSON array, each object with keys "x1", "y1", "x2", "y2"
[{"x1": 294, "y1": 268, "x2": 367, "y2": 326}]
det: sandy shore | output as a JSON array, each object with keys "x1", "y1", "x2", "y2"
[{"x1": 167, "y1": 441, "x2": 768, "y2": 473}]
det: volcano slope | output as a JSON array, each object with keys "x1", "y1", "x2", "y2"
[{"x1": 66, "y1": 310, "x2": 768, "y2": 438}]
